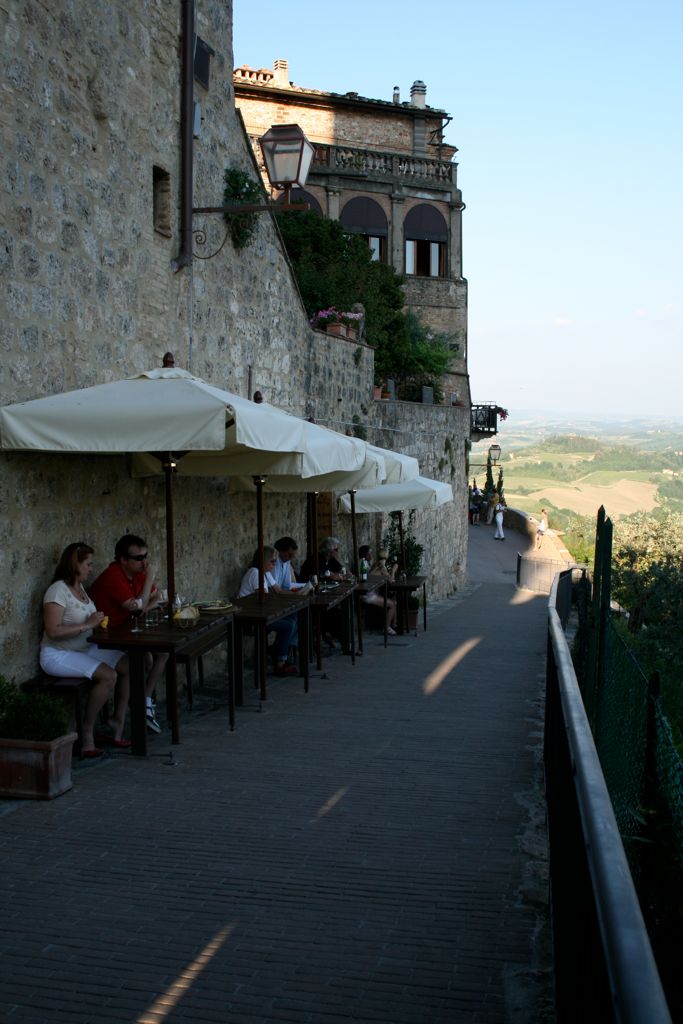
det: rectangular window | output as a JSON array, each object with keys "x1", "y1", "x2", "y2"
[
  {"x1": 153, "y1": 166, "x2": 171, "y2": 238},
  {"x1": 194, "y1": 36, "x2": 215, "y2": 90},
  {"x1": 405, "y1": 240, "x2": 415, "y2": 275},
  {"x1": 405, "y1": 239, "x2": 445, "y2": 277}
]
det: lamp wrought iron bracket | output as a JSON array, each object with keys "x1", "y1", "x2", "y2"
[
  {"x1": 193, "y1": 203, "x2": 308, "y2": 215},
  {"x1": 191, "y1": 203, "x2": 309, "y2": 259}
]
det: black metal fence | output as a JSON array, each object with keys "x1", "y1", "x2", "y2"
[{"x1": 546, "y1": 570, "x2": 671, "y2": 1022}]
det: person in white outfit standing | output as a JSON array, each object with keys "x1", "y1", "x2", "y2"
[{"x1": 494, "y1": 502, "x2": 505, "y2": 540}]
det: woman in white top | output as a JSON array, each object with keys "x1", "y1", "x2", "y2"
[
  {"x1": 41, "y1": 542, "x2": 130, "y2": 757},
  {"x1": 238, "y1": 546, "x2": 297, "y2": 676}
]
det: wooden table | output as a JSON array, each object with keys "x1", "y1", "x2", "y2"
[
  {"x1": 354, "y1": 576, "x2": 388, "y2": 653},
  {"x1": 89, "y1": 611, "x2": 234, "y2": 756},
  {"x1": 233, "y1": 592, "x2": 310, "y2": 703},
  {"x1": 389, "y1": 575, "x2": 428, "y2": 635},
  {"x1": 310, "y1": 581, "x2": 357, "y2": 670}
]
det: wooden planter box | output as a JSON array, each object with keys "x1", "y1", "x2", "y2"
[{"x1": 0, "y1": 732, "x2": 78, "y2": 799}]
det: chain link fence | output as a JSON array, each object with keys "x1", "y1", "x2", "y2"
[{"x1": 571, "y1": 507, "x2": 683, "y2": 1014}]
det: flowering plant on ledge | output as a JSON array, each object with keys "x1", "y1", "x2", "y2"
[
  {"x1": 495, "y1": 406, "x2": 509, "y2": 421},
  {"x1": 309, "y1": 307, "x2": 342, "y2": 329},
  {"x1": 339, "y1": 311, "x2": 363, "y2": 329}
]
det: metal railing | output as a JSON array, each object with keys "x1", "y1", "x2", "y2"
[{"x1": 545, "y1": 570, "x2": 671, "y2": 1022}]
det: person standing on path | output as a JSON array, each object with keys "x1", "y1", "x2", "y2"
[
  {"x1": 493, "y1": 501, "x2": 506, "y2": 540},
  {"x1": 535, "y1": 509, "x2": 548, "y2": 550}
]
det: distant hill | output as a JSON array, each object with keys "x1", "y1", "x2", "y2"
[{"x1": 471, "y1": 421, "x2": 683, "y2": 522}]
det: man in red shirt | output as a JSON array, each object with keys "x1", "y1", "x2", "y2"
[{"x1": 90, "y1": 534, "x2": 167, "y2": 733}]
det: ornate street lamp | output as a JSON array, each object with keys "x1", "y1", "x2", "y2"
[
  {"x1": 192, "y1": 123, "x2": 314, "y2": 258},
  {"x1": 488, "y1": 443, "x2": 501, "y2": 466},
  {"x1": 259, "y1": 124, "x2": 315, "y2": 201}
]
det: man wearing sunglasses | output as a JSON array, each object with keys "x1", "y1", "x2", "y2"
[{"x1": 89, "y1": 534, "x2": 167, "y2": 733}]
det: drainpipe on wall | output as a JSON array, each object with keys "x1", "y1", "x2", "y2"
[{"x1": 171, "y1": 0, "x2": 194, "y2": 273}]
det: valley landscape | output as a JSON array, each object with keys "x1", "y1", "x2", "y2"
[{"x1": 471, "y1": 414, "x2": 683, "y2": 523}]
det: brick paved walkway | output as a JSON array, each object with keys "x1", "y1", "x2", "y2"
[{"x1": 0, "y1": 527, "x2": 554, "y2": 1023}]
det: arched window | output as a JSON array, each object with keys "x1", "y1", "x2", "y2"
[
  {"x1": 404, "y1": 204, "x2": 448, "y2": 277},
  {"x1": 275, "y1": 188, "x2": 323, "y2": 215},
  {"x1": 340, "y1": 197, "x2": 388, "y2": 262}
]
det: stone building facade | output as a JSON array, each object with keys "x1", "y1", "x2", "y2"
[
  {"x1": 0, "y1": 1, "x2": 468, "y2": 681},
  {"x1": 233, "y1": 60, "x2": 469, "y2": 395}
]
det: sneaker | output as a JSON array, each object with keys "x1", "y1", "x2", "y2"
[{"x1": 146, "y1": 707, "x2": 161, "y2": 733}]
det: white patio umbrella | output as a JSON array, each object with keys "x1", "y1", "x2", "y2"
[
  {"x1": 0, "y1": 369, "x2": 367, "y2": 605},
  {"x1": 338, "y1": 476, "x2": 453, "y2": 514},
  {"x1": 339, "y1": 475, "x2": 453, "y2": 573}
]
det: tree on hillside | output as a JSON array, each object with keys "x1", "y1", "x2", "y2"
[
  {"x1": 485, "y1": 453, "x2": 495, "y2": 494},
  {"x1": 495, "y1": 466, "x2": 505, "y2": 503}
]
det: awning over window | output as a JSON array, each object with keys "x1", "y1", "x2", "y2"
[
  {"x1": 340, "y1": 196, "x2": 388, "y2": 236},
  {"x1": 404, "y1": 203, "x2": 448, "y2": 242}
]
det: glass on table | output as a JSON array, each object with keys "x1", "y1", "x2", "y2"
[{"x1": 130, "y1": 598, "x2": 144, "y2": 632}]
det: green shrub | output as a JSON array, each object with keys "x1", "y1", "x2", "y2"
[{"x1": 0, "y1": 679, "x2": 69, "y2": 742}]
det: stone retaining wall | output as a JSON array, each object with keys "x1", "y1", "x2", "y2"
[{"x1": 0, "y1": 0, "x2": 470, "y2": 680}]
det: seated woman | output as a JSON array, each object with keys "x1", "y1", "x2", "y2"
[
  {"x1": 40, "y1": 542, "x2": 130, "y2": 757},
  {"x1": 360, "y1": 545, "x2": 398, "y2": 635},
  {"x1": 238, "y1": 546, "x2": 297, "y2": 676}
]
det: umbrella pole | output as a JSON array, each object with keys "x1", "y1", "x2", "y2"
[
  {"x1": 163, "y1": 453, "x2": 177, "y2": 613},
  {"x1": 398, "y1": 510, "x2": 406, "y2": 573},
  {"x1": 311, "y1": 491, "x2": 319, "y2": 577},
  {"x1": 254, "y1": 476, "x2": 266, "y2": 604},
  {"x1": 350, "y1": 490, "x2": 359, "y2": 575}
]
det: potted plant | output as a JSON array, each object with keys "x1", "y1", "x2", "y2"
[
  {"x1": 339, "y1": 310, "x2": 363, "y2": 340},
  {"x1": 0, "y1": 676, "x2": 78, "y2": 799},
  {"x1": 309, "y1": 307, "x2": 346, "y2": 337}
]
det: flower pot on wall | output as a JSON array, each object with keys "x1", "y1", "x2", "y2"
[
  {"x1": 346, "y1": 327, "x2": 358, "y2": 341},
  {"x1": 326, "y1": 323, "x2": 347, "y2": 337},
  {"x1": 373, "y1": 385, "x2": 382, "y2": 400},
  {"x1": 0, "y1": 732, "x2": 78, "y2": 799}
]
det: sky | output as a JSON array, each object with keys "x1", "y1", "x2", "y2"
[{"x1": 232, "y1": 0, "x2": 683, "y2": 420}]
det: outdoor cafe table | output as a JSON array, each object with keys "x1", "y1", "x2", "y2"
[
  {"x1": 233, "y1": 591, "x2": 311, "y2": 704},
  {"x1": 89, "y1": 611, "x2": 234, "y2": 756},
  {"x1": 353, "y1": 575, "x2": 388, "y2": 653},
  {"x1": 311, "y1": 580, "x2": 357, "y2": 670},
  {"x1": 389, "y1": 575, "x2": 428, "y2": 635}
]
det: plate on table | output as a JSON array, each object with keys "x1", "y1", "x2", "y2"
[
  {"x1": 193, "y1": 600, "x2": 233, "y2": 612},
  {"x1": 319, "y1": 581, "x2": 340, "y2": 591}
]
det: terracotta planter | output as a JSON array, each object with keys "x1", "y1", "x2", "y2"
[
  {"x1": 373, "y1": 385, "x2": 382, "y2": 399},
  {"x1": 346, "y1": 327, "x2": 358, "y2": 341},
  {"x1": 326, "y1": 323, "x2": 347, "y2": 337},
  {"x1": 0, "y1": 732, "x2": 78, "y2": 799}
]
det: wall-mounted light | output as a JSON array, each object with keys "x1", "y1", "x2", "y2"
[
  {"x1": 194, "y1": 123, "x2": 313, "y2": 219},
  {"x1": 488, "y1": 443, "x2": 501, "y2": 465},
  {"x1": 192, "y1": 123, "x2": 314, "y2": 259},
  {"x1": 258, "y1": 123, "x2": 314, "y2": 200}
]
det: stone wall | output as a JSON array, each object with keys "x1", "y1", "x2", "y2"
[
  {"x1": 0, "y1": 0, "x2": 470, "y2": 681},
  {"x1": 234, "y1": 83, "x2": 448, "y2": 156}
]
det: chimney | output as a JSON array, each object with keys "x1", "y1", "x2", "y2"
[
  {"x1": 410, "y1": 80, "x2": 427, "y2": 108},
  {"x1": 273, "y1": 58, "x2": 289, "y2": 88},
  {"x1": 393, "y1": 85, "x2": 400, "y2": 104}
]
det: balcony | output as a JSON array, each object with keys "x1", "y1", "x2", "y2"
[
  {"x1": 470, "y1": 403, "x2": 500, "y2": 441},
  {"x1": 312, "y1": 143, "x2": 455, "y2": 184}
]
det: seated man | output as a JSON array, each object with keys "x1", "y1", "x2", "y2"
[
  {"x1": 299, "y1": 537, "x2": 346, "y2": 583},
  {"x1": 89, "y1": 534, "x2": 167, "y2": 733},
  {"x1": 272, "y1": 537, "x2": 309, "y2": 594}
]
